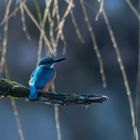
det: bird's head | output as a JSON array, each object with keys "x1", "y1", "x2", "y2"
[{"x1": 37, "y1": 57, "x2": 66, "y2": 67}]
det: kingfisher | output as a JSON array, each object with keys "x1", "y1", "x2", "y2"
[{"x1": 28, "y1": 57, "x2": 66, "y2": 100}]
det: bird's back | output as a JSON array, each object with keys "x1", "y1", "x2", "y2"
[{"x1": 29, "y1": 66, "x2": 55, "y2": 99}]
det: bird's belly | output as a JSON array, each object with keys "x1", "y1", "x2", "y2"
[
  {"x1": 39, "y1": 80, "x2": 52, "y2": 92},
  {"x1": 39, "y1": 71, "x2": 56, "y2": 93}
]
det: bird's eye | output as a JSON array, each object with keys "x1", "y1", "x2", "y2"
[{"x1": 47, "y1": 60, "x2": 52, "y2": 63}]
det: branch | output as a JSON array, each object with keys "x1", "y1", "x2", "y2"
[{"x1": 0, "y1": 78, "x2": 109, "y2": 106}]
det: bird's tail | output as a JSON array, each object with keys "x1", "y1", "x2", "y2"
[{"x1": 29, "y1": 86, "x2": 38, "y2": 101}]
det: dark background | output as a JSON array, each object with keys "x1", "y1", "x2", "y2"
[{"x1": 0, "y1": 0, "x2": 139, "y2": 140}]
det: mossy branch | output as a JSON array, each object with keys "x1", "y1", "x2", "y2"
[{"x1": 0, "y1": 78, "x2": 108, "y2": 106}]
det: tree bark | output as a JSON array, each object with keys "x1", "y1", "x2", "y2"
[{"x1": 0, "y1": 78, "x2": 109, "y2": 106}]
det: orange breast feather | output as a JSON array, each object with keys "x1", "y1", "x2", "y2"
[{"x1": 39, "y1": 71, "x2": 56, "y2": 93}]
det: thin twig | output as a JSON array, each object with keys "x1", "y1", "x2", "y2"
[
  {"x1": 33, "y1": 0, "x2": 42, "y2": 23},
  {"x1": 33, "y1": 1, "x2": 43, "y2": 61},
  {"x1": 37, "y1": 0, "x2": 52, "y2": 61},
  {"x1": 11, "y1": 98, "x2": 25, "y2": 140},
  {"x1": 56, "y1": 0, "x2": 74, "y2": 45},
  {"x1": 126, "y1": 0, "x2": 140, "y2": 22},
  {"x1": 70, "y1": 9, "x2": 85, "y2": 44},
  {"x1": 4, "y1": 54, "x2": 25, "y2": 140},
  {"x1": 54, "y1": 0, "x2": 67, "y2": 55},
  {"x1": 135, "y1": 0, "x2": 140, "y2": 128},
  {"x1": 22, "y1": 3, "x2": 54, "y2": 54},
  {"x1": 0, "y1": 2, "x2": 20, "y2": 25},
  {"x1": 95, "y1": 0, "x2": 104, "y2": 21},
  {"x1": 54, "y1": 105, "x2": 61, "y2": 140},
  {"x1": 64, "y1": 0, "x2": 75, "y2": 7},
  {"x1": 19, "y1": 0, "x2": 31, "y2": 40},
  {"x1": 22, "y1": 3, "x2": 40, "y2": 29},
  {"x1": 0, "y1": 0, "x2": 11, "y2": 74},
  {"x1": 33, "y1": 0, "x2": 43, "y2": 62},
  {"x1": 37, "y1": 0, "x2": 53, "y2": 61},
  {"x1": 48, "y1": 12, "x2": 56, "y2": 52},
  {"x1": 51, "y1": 83, "x2": 62, "y2": 140},
  {"x1": 80, "y1": 0, "x2": 107, "y2": 88},
  {"x1": 102, "y1": 9, "x2": 139, "y2": 140},
  {"x1": 1, "y1": 2, "x2": 25, "y2": 139}
]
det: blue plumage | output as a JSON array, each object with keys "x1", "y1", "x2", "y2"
[
  {"x1": 29, "y1": 66, "x2": 55, "y2": 100},
  {"x1": 28, "y1": 57, "x2": 66, "y2": 100}
]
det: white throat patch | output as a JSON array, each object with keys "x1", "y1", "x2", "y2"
[{"x1": 51, "y1": 64, "x2": 54, "y2": 68}]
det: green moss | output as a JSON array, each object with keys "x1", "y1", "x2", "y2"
[{"x1": 0, "y1": 78, "x2": 29, "y2": 97}]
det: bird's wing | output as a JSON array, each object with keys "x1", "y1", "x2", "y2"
[{"x1": 29, "y1": 66, "x2": 55, "y2": 89}]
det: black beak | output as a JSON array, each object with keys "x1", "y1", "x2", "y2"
[{"x1": 54, "y1": 58, "x2": 66, "y2": 63}]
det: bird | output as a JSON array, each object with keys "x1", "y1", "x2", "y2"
[{"x1": 28, "y1": 57, "x2": 66, "y2": 100}]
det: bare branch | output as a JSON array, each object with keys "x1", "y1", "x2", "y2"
[
  {"x1": 80, "y1": 0, "x2": 107, "y2": 88},
  {"x1": 56, "y1": 0, "x2": 74, "y2": 45},
  {"x1": 95, "y1": 0, "x2": 104, "y2": 21},
  {"x1": 51, "y1": 83, "x2": 62, "y2": 140},
  {"x1": 22, "y1": 3, "x2": 54, "y2": 54},
  {"x1": 0, "y1": 78, "x2": 108, "y2": 106},
  {"x1": 102, "y1": 9, "x2": 139, "y2": 140},
  {"x1": 126, "y1": 0, "x2": 140, "y2": 22},
  {"x1": 37, "y1": 0, "x2": 53, "y2": 61},
  {"x1": 0, "y1": 0, "x2": 12, "y2": 74},
  {"x1": 19, "y1": 0, "x2": 31, "y2": 40},
  {"x1": 1, "y1": 2, "x2": 25, "y2": 139},
  {"x1": 0, "y1": 3, "x2": 20, "y2": 25},
  {"x1": 3, "y1": 56, "x2": 25, "y2": 140},
  {"x1": 53, "y1": 0, "x2": 67, "y2": 55},
  {"x1": 11, "y1": 98, "x2": 25, "y2": 140},
  {"x1": 135, "y1": 0, "x2": 140, "y2": 128},
  {"x1": 70, "y1": 9, "x2": 85, "y2": 44}
]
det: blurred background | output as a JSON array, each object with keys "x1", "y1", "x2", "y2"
[{"x1": 0, "y1": 0, "x2": 140, "y2": 140}]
